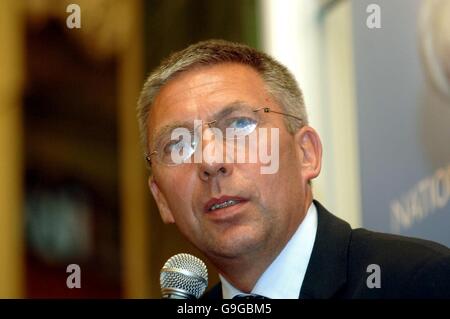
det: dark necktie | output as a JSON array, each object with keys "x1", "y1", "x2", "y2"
[{"x1": 232, "y1": 293, "x2": 270, "y2": 299}]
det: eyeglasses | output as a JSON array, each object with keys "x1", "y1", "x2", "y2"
[{"x1": 146, "y1": 107, "x2": 302, "y2": 166}]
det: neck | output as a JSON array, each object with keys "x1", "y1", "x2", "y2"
[
  {"x1": 212, "y1": 191, "x2": 314, "y2": 292},
  {"x1": 213, "y1": 245, "x2": 279, "y2": 292}
]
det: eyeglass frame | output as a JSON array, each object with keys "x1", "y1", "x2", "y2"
[{"x1": 145, "y1": 107, "x2": 303, "y2": 166}]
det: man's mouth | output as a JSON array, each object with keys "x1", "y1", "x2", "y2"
[
  {"x1": 209, "y1": 199, "x2": 241, "y2": 211},
  {"x1": 204, "y1": 196, "x2": 247, "y2": 213}
]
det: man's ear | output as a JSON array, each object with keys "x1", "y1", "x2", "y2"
[
  {"x1": 148, "y1": 177, "x2": 175, "y2": 224},
  {"x1": 295, "y1": 126, "x2": 322, "y2": 182}
]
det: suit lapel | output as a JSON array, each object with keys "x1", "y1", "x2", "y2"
[{"x1": 299, "y1": 200, "x2": 352, "y2": 299}]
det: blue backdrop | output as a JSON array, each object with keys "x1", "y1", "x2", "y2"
[{"x1": 352, "y1": 0, "x2": 450, "y2": 246}]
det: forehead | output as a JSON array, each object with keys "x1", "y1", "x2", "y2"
[{"x1": 148, "y1": 63, "x2": 275, "y2": 136}]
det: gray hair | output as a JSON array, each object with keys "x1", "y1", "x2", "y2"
[{"x1": 137, "y1": 39, "x2": 308, "y2": 155}]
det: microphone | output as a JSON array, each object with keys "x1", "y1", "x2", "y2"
[{"x1": 160, "y1": 253, "x2": 209, "y2": 299}]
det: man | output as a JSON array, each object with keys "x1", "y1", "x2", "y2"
[{"x1": 137, "y1": 39, "x2": 450, "y2": 299}]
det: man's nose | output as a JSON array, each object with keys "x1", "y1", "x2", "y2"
[
  {"x1": 198, "y1": 160, "x2": 233, "y2": 181},
  {"x1": 196, "y1": 126, "x2": 234, "y2": 181}
]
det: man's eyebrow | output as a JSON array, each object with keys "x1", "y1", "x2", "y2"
[
  {"x1": 211, "y1": 101, "x2": 251, "y2": 120},
  {"x1": 150, "y1": 101, "x2": 252, "y2": 150}
]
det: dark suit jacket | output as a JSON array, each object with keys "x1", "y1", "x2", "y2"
[{"x1": 203, "y1": 200, "x2": 450, "y2": 299}]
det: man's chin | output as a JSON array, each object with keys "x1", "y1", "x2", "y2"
[{"x1": 205, "y1": 232, "x2": 263, "y2": 259}]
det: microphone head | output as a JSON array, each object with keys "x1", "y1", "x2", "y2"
[{"x1": 160, "y1": 253, "x2": 208, "y2": 299}]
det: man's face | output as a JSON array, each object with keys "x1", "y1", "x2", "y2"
[{"x1": 147, "y1": 63, "x2": 321, "y2": 262}]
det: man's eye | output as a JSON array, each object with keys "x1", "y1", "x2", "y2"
[
  {"x1": 227, "y1": 117, "x2": 257, "y2": 135},
  {"x1": 163, "y1": 139, "x2": 186, "y2": 154}
]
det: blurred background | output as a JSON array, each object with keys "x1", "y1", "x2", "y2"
[{"x1": 0, "y1": 0, "x2": 449, "y2": 298}]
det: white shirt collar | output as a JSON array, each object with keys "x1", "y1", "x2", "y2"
[{"x1": 220, "y1": 201, "x2": 318, "y2": 299}]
